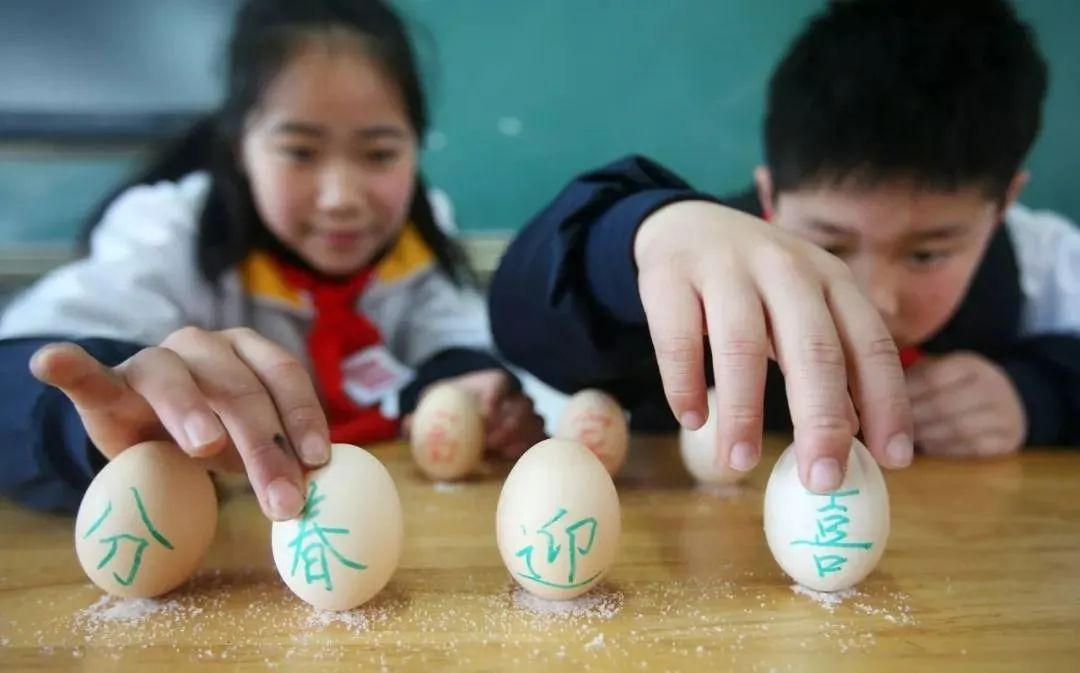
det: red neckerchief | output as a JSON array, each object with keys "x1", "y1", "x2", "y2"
[{"x1": 277, "y1": 262, "x2": 400, "y2": 445}]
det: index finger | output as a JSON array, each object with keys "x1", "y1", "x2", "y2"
[
  {"x1": 759, "y1": 260, "x2": 855, "y2": 493},
  {"x1": 639, "y1": 268, "x2": 708, "y2": 430},
  {"x1": 828, "y1": 279, "x2": 914, "y2": 470}
]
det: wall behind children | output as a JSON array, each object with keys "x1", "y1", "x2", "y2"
[{"x1": 1, "y1": 0, "x2": 1077, "y2": 248}]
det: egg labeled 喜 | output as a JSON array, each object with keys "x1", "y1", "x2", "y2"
[{"x1": 763, "y1": 439, "x2": 889, "y2": 592}]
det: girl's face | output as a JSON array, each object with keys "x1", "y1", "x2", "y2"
[{"x1": 240, "y1": 39, "x2": 418, "y2": 276}]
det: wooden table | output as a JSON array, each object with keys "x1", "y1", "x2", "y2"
[{"x1": 2, "y1": 435, "x2": 1078, "y2": 672}]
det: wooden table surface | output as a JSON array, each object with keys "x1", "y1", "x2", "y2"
[{"x1": 1, "y1": 435, "x2": 1078, "y2": 672}]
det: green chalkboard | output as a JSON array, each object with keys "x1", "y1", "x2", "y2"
[
  {"x1": 0, "y1": 0, "x2": 1076, "y2": 246},
  {"x1": 401, "y1": 0, "x2": 1080, "y2": 232}
]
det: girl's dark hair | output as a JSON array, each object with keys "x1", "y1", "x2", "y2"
[{"x1": 82, "y1": 0, "x2": 473, "y2": 285}]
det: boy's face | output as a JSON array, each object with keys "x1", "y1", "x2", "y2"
[{"x1": 757, "y1": 168, "x2": 1023, "y2": 347}]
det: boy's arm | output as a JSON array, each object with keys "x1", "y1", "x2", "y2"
[
  {"x1": 0, "y1": 337, "x2": 143, "y2": 512},
  {"x1": 491, "y1": 155, "x2": 914, "y2": 492},
  {"x1": 488, "y1": 155, "x2": 718, "y2": 398},
  {"x1": 1002, "y1": 205, "x2": 1080, "y2": 445},
  {"x1": 999, "y1": 336, "x2": 1080, "y2": 445}
]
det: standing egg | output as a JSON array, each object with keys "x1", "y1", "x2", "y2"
[
  {"x1": 271, "y1": 444, "x2": 403, "y2": 611},
  {"x1": 555, "y1": 389, "x2": 628, "y2": 476},
  {"x1": 763, "y1": 439, "x2": 890, "y2": 592},
  {"x1": 496, "y1": 438, "x2": 621, "y2": 600},
  {"x1": 74, "y1": 441, "x2": 217, "y2": 598},
  {"x1": 410, "y1": 384, "x2": 484, "y2": 481},
  {"x1": 679, "y1": 389, "x2": 750, "y2": 485}
]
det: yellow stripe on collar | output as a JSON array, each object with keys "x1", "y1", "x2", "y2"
[
  {"x1": 240, "y1": 251, "x2": 304, "y2": 309},
  {"x1": 375, "y1": 223, "x2": 434, "y2": 284},
  {"x1": 239, "y1": 223, "x2": 434, "y2": 304}
]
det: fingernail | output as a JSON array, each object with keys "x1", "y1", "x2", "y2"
[
  {"x1": 184, "y1": 412, "x2": 223, "y2": 452},
  {"x1": 300, "y1": 434, "x2": 330, "y2": 466},
  {"x1": 886, "y1": 433, "x2": 914, "y2": 468},
  {"x1": 728, "y1": 442, "x2": 759, "y2": 472},
  {"x1": 680, "y1": 411, "x2": 704, "y2": 430},
  {"x1": 809, "y1": 458, "x2": 844, "y2": 493},
  {"x1": 266, "y1": 479, "x2": 304, "y2": 520}
]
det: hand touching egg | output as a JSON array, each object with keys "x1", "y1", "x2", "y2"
[
  {"x1": 271, "y1": 444, "x2": 403, "y2": 611},
  {"x1": 763, "y1": 439, "x2": 890, "y2": 592}
]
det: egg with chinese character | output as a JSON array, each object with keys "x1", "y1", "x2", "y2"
[
  {"x1": 496, "y1": 438, "x2": 621, "y2": 600},
  {"x1": 763, "y1": 439, "x2": 890, "y2": 592},
  {"x1": 410, "y1": 384, "x2": 484, "y2": 481},
  {"x1": 555, "y1": 389, "x2": 629, "y2": 476},
  {"x1": 271, "y1": 444, "x2": 403, "y2": 611},
  {"x1": 679, "y1": 389, "x2": 751, "y2": 486},
  {"x1": 74, "y1": 441, "x2": 217, "y2": 598}
]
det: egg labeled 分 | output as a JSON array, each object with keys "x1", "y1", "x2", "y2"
[
  {"x1": 271, "y1": 444, "x2": 403, "y2": 611},
  {"x1": 763, "y1": 439, "x2": 890, "y2": 592},
  {"x1": 555, "y1": 389, "x2": 629, "y2": 476},
  {"x1": 74, "y1": 441, "x2": 217, "y2": 598},
  {"x1": 679, "y1": 389, "x2": 750, "y2": 485},
  {"x1": 496, "y1": 439, "x2": 621, "y2": 600},
  {"x1": 410, "y1": 384, "x2": 484, "y2": 481}
]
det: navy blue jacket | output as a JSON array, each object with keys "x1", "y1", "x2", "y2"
[{"x1": 489, "y1": 155, "x2": 1080, "y2": 444}]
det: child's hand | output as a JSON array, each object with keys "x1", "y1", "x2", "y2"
[
  {"x1": 634, "y1": 200, "x2": 914, "y2": 492},
  {"x1": 405, "y1": 369, "x2": 547, "y2": 460},
  {"x1": 906, "y1": 352, "x2": 1026, "y2": 457},
  {"x1": 29, "y1": 327, "x2": 331, "y2": 521}
]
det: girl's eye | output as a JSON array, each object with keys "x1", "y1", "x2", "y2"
[
  {"x1": 279, "y1": 146, "x2": 318, "y2": 163},
  {"x1": 823, "y1": 246, "x2": 851, "y2": 259},
  {"x1": 366, "y1": 148, "x2": 400, "y2": 165}
]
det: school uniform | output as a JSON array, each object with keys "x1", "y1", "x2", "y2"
[
  {"x1": 0, "y1": 172, "x2": 503, "y2": 511},
  {"x1": 489, "y1": 155, "x2": 1080, "y2": 444}
]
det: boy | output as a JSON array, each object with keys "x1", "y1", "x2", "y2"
[{"x1": 489, "y1": 0, "x2": 1080, "y2": 492}]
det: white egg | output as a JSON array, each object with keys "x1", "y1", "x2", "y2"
[
  {"x1": 410, "y1": 384, "x2": 484, "y2": 481},
  {"x1": 679, "y1": 389, "x2": 750, "y2": 485},
  {"x1": 763, "y1": 439, "x2": 889, "y2": 592},
  {"x1": 74, "y1": 441, "x2": 217, "y2": 598},
  {"x1": 496, "y1": 438, "x2": 621, "y2": 600},
  {"x1": 271, "y1": 444, "x2": 403, "y2": 611},
  {"x1": 554, "y1": 389, "x2": 628, "y2": 475}
]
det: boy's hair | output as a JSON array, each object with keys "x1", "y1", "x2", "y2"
[{"x1": 764, "y1": 0, "x2": 1048, "y2": 200}]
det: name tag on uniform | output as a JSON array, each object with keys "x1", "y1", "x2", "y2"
[{"x1": 342, "y1": 345, "x2": 414, "y2": 407}]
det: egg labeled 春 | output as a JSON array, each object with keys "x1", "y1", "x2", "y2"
[
  {"x1": 679, "y1": 389, "x2": 750, "y2": 485},
  {"x1": 410, "y1": 384, "x2": 484, "y2": 481},
  {"x1": 271, "y1": 444, "x2": 403, "y2": 611},
  {"x1": 763, "y1": 439, "x2": 889, "y2": 592},
  {"x1": 555, "y1": 389, "x2": 628, "y2": 475},
  {"x1": 74, "y1": 441, "x2": 217, "y2": 598},
  {"x1": 496, "y1": 438, "x2": 621, "y2": 600}
]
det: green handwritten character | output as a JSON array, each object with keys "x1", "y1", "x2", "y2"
[
  {"x1": 83, "y1": 487, "x2": 174, "y2": 586},
  {"x1": 514, "y1": 507, "x2": 600, "y2": 590},
  {"x1": 790, "y1": 489, "x2": 874, "y2": 578},
  {"x1": 287, "y1": 481, "x2": 366, "y2": 591}
]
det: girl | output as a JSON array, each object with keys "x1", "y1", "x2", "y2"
[{"x1": 0, "y1": 0, "x2": 544, "y2": 519}]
